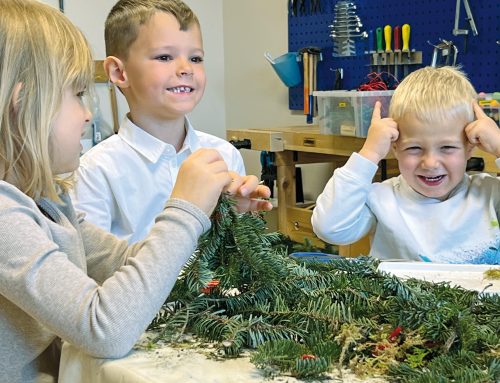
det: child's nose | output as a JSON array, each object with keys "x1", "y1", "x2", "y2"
[
  {"x1": 176, "y1": 58, "x2": 193, "y2": 77},
  {"x1": 421, "y1": 153, "x2": 439, "y2": 169}
]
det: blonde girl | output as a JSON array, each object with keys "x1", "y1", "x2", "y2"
[{"x1": 0, "y1": 1, "x2": 267, "y2": 381}]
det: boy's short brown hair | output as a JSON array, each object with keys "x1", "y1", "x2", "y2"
[{"x1": 105, "y1": 0, "x2": 200, "y2": 59}]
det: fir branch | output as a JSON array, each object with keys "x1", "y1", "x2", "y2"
[{"x1": 149, "y1": 194, "x2": 500, "y2": 381}]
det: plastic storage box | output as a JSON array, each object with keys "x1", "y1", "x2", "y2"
[{"x1": 314, "y1": 90, "x2": 394, "y2": 137}]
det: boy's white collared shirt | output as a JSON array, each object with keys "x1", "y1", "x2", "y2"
[{"x1": 72, "y1": 116, "x2": 245, "y2": 244}]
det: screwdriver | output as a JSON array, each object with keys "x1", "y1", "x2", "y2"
[
  {"x1": 384, "y1": 25, "x2": 392, "y2": 75},
  {"x1": 393, "y1": 25, "x2": 401, "y2": 80},
  {"x1": 376, "y1": 27, "x2": 383, "y2": 53},
  {"x1": 402, "y1": 24, "x2": 411, "y2": 77},
  {"x1": 384, "y1": 25, "x2": 392, "y2": 52}
]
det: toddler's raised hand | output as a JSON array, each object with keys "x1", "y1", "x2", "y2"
[
  {"x1": 465, "y1": 102, "x2": 500, "y2": 157},
  {"x1": 359, "y1": 101, "x2": 399, "y2": 164},
  {"x1": 224, "y1": 173, "x2": 273, "y2": 213},
  {"x1": 171, "y1": 149, "x2": 232, "y2": 216}
]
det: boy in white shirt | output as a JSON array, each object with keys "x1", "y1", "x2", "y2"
[
  {"x1": 312, "y1": 66, "x2": 500, "y2": 264},
  {"x1": 73, "y1": 0, "x2": 268, "y2": 243}
]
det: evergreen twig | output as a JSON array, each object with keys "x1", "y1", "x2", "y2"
[{"x1": 149, "y1": 195, "x2": 500, "y2": 381}]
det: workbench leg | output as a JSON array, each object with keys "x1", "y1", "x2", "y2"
[{"x1": 275, "y1": 152, "x2": 296, "y2": 236}]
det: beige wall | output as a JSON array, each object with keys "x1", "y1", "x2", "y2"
[{"x1": 222, "y1": 0, "x2": 333, "y2": 201}]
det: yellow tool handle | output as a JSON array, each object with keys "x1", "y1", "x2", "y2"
[
  {"x1": 384, "y1": 25, "x2": 392, "y2": 52},
  {"x1": 402, "y1": 23, "x2": 410, "y2": 52}
]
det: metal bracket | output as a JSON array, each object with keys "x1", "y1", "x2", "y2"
[{"x1": 453, "y1": 0, "x2": 478, "y2": 37}]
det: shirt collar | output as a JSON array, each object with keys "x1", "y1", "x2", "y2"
[{"x1": 117, "y1": 116, "x2": 200, "y2": 163}]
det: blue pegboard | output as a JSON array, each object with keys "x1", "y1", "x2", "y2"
[{"x1": 288, "y1": 0, "x2": 499, "y2": 110}]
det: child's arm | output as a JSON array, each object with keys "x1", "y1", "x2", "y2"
[
  {"x1": 311, "y1": 102, "x2": 396, "y2": 245},
  {"x1": 358, "y1": 101, "x2": 399, "y2": 164},
  {"x1": 465, "y1": 101, "x2": 500, "y2": 158}
]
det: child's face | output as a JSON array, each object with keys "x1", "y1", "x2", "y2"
[
  {"x1": 121, "y1": 12, "x2": 205, "y2": 122},
  {"x1": 393, "y1": 113, "x2": 473, "y2": 200},
  {"x1": 51, "y1": 88, "x2": 91, "y2": 174}
]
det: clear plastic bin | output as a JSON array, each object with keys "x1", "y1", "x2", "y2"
[{"x1": 314, "y1": 90, "x2": 394, "y2": 137}]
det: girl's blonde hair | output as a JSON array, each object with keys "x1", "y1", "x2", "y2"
[
  {"x1": 0, "y1": 0, "x2": 93, "y2": 202},
  {"x1": 389, "y1": 66, "x2": 477, "y2": 126}
]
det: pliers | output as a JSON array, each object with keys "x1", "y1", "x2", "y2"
[
  {"x1": 289, "y1": 0, "x2": 297, "y2": 17},
  {"x1": 299, "y1": 0, "x2": 306, "y2": 15},
  {"x1": 311, "y1": 0, "x2": 322, "y2": 14}
]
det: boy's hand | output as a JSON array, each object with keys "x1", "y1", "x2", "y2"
[
  {"x1": 465, "y1": 102, "x2": 500, "y2": 157},
  {"x1": 224, "y1": 173, "x2": 273, "y2": 213},
  {"x1": 171, "y1": 149, "x2": 232, "y2": 216},
  {"x1": 359, "y1": 101, "x2": 399, "y2": 164}
]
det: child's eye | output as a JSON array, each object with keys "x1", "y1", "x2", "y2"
[
  {"x1": 190, "y1": 56, "x2": 204, "y2": 63},
  {"x1": 441, "y1": 146, "x2": 458, "y2": 152},
  {"x1": 156, "y1": 55, "x2": 173, "y2": 61},
  {"x1": 405, "y1": 146, "x2": 421, "y2": 153},
  {"x1": 76, "y1": 90, "x2": 86, "y2": 99}
]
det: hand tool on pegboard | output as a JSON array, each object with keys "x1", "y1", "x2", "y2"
[
  {"x1": 384, "y1": 25, "x2": 392, "y2": 75},
  {"x1": 310, "y1": 0, "x2": 322, "y2": 14},
  {"x1": 452, "y1": 0, "x2": 478, "y2": 53},
  {"x1": 393, "y1": 25, "x2": 401, "y2": 81},
  {"x1": 299, "y1": 0, "x2": 306, "y2": 16},
  {"x1": 299, "y1": 47, "x2": 321, "y2": 124},
  {"x1": 289, "y1": 0, "x2": 297, "y2": 17},
  {"x1": 375, "y1": 27, "x2": 383, "y2": 72},
  {"x1": 402, "y1": 23, "x2": 411, "y2": 77},
  {"x1": 59, "y1": 0, "x2": 64, "y2": 12},
  {"x1": 330, "y1": 1, "x2": 366, "y2": 57}
]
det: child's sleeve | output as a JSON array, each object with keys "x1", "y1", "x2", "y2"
[
  {"x1": 312, "y1": 152, "x2": 378, "y2": 245},
  {"x1": 71, "y1": 165, "x2": 114, "y2": 232}
]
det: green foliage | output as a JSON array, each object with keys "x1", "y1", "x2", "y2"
[{"x1": 150, "y1": 195, "x2": 500, "y2": 381}]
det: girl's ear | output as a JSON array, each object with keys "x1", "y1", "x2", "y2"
[{"x1": 103, "y1": 56, "x2": 128, "y2": 89}]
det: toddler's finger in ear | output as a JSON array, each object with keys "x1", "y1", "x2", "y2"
[{"x1": 371, "y1": 101, "x2": 382, "y2": 121}]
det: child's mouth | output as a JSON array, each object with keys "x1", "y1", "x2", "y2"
[
  {"x1": 167, "y1": 86, "x2": 193, "y2": 93},
  {"x1": 418, "y1": 175, "x2": 445, "y2": 185}
]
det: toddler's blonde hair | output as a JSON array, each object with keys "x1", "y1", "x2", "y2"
[{"x1": 389, "y1": 66, "x2": 477, "y2": 126}]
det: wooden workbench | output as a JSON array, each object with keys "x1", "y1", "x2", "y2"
[{"x1": 227, "y1": 126, "x2": 498, "y2": 257}]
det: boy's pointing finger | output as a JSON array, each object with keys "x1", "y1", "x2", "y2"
[
  {"x1": 371, "y1": 101, "x2": 382, "y2": 121},
  {"x1": 472, "y1": 101, "x2": 487, "y2": 119}
]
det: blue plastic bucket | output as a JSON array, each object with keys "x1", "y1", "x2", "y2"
[
  {"x1": 270, "y1": 52, "x2": 302, "y2": 87},
  {"x1": 289, "y1": 252, "x2": 341, "y2": 263}
]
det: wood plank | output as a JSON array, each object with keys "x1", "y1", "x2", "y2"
[{"x1": 226, "y1": 129, "x2": 284, "y2": 152}]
